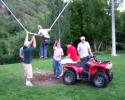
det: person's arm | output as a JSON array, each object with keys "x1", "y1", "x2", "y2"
[
  {"x1": 61, "y1": 48, "x2": 64, "y2": 56},
  {"x1": 31, "y1": 36, "x2": 36, "y2": 48},
  {"x1": 19, "y1": 48, "x2": 24, "y2": 59},
  {"x1": 87, "y1": 42, "x2": 93, "y2": 56},
  {"x1": 37, "y1": 29, "x2": 42, "y2": 35},
  {"x1": 53, "y1": 40, "x2": 57, "y2": 49},
  {"x1": 77, "y1": 43, "x2": 81, "y2": 56},
  {"x1": 66, "y1": 48, "x2": 70, "y2": 58},
  {"x1": 88, "y1": 48, "x2": 93, "y2": 56},
  {"x1": 46, "y1": 28, "x2": 51, "y2": 33},
  {"x1": 19, "y1": 52, "x2": 24, "y2": 59},
  {"x1": 24, "y1": 32, "x2": 29, "y2": 43}
]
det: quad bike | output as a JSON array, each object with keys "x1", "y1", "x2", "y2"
[{"x1": 63, "y1": 56, "x2": 113, "y2": 88}]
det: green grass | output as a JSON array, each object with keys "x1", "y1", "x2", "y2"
[{"x1": 0, "y1": 54, "x2": 125, "y2": 100}]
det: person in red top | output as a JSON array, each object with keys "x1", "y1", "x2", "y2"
[
  {"x1": 66, "y1": 44, "x2": 78, "y2": 62},
  {"x1": 60, "y1": 43, "x2": 78, "y2": 76}
]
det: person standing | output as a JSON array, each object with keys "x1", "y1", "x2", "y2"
[
  {"x1": 37, "y1": 25, "x2": 51, "y2": 58},
  {"x1": 53, "y1": 40, "x2": 64, "y2": 78},
  {"x1": 77, "y1": 36, "x2": 93, "y2": 62},
  {"x1": 19, "y1": 32, "x2": 36, "y2": 86}
]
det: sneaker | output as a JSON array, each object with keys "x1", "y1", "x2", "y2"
[
  {"x1": 59, "y1": 73, "x2": 63, "y2": 77},
  {"x1": 56, "y1": 76, "x2": 61, "y2": 79},
  {"x1": 40, "y1": 56, "x2": 43, "y2": 59},
  {"x1": 26, "y1": 81, "x2": 33, "y2": 87}
]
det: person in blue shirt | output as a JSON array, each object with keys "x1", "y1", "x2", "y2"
[{"x1": 19, "y1": 32, "x2": 36, "y2": 86}]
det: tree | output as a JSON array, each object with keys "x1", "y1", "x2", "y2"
[
  {"x1": 70, "y1": 0, "x2": 111, "y2": 51},
  {"x1": 48, "y1": 0, "x2": 71, "y2": 43}
]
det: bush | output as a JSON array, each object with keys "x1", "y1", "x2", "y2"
[{"x1": 0, "y1": 54, "x2": 19, "y2": 65}]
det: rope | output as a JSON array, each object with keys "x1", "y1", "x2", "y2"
[
  {"x1": 1, "y1": 0, "x2": 71, "y2": 36},
  {"x1": 50, "y1": 1, "x2": 70, "y2": 29},
  {"x1": 0, "y1": 0, "x2": 28, "y2": 33}
]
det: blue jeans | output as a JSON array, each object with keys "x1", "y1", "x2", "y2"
[
  {"x1": 39, "y1": 43, "x2": 47, "y2": 58},
  {"x1": 53, "y1": 59, "x2": 61, "y2": 77}
]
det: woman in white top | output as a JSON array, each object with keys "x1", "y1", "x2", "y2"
[{"x1": 37, "y1": 25, "x2": 51, "y2": 58}]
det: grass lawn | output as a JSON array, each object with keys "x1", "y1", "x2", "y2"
[{"x1": 0, "y1": 53, "x2": 125, "y2": 100}]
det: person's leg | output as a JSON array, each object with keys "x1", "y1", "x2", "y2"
[
  {"x1": 80, "y1": 57, "x2": 90, "y2": 71},
  {"x1": 44, "y1": 38, "x2": 50, "y2": 58},
  {"x1": 53, "y1": 59, "x2": 57, "y2": 77},
  {"x1": 40, "y1": 44, "x2": 44, "y2": 58},
  {"x1": 23, "y1": 63, "x2": 33, "y2": 86},
  {"x1": 56, "y1": 60, "x2": 61, "y2": 78},
  {"x1": 60, "y1": 64, "x2": 64, "y2": 77},
  {"x1": 23, "y1": 63, "x2": 27, "y2": 82},
  {"x1": 60, "y1": 59, "x2": 68, "y2": 77},
  {"x1": 44, "y1": 45, "x2": 47, "y2": 58},
  {"x1": 26, "y1": 64, "x2": 33, "y2": 86},
  {"x1": 39, "y1": 45, "x2": 42, "y2": 58}
]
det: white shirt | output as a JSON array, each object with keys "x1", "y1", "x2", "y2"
[
  {"x1": 77, "y1": 41, "x2": 90, "y2": 58},
  {"x1": 38, "y1": 29, "x2": 50, "y2": 38}
]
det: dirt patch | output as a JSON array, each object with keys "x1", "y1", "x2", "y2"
[{"x1": 32, "y1": 71, "x2": 63, "y2": 86}]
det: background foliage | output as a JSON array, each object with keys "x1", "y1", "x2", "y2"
[{"x1": 0, "y1": 0, "x2": 125, "y2": 64}]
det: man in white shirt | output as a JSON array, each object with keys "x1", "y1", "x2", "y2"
[{"x1": 77, "y1": 36, "x2": 93, "y2": 61}]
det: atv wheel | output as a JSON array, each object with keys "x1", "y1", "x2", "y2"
[
  {"x1": 92, "y1": 72, "x2": 109, "y2": 88},
  {"x1": 63, "y1": 70, "x2": 76, "y2": 85},
  {"x1": 108, "y1": 70, "x2": 113, "y2": 82},
  {"x1": 107, "y1": 71, "x2": 113, "y2": 82}
]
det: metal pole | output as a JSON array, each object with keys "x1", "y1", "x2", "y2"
[{"x1": 111, "y1": 0, "x2": 117, "y2": 56}]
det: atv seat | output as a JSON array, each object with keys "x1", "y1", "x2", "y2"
[
  {"x1": 72, "y1": 62, "x2": 85, "y2": 67},
  {"x1": 72, "y1": 56, "x2": 91, "y2": 67},
  {"x1": 72, "y1": 62, "x2": 89, "y2": 71}
]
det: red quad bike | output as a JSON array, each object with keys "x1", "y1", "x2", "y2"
[{"x1": 63, "y1": 56, "x2": 113, "y2": 88}]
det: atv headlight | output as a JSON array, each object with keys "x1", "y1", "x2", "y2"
[{"x1": 106, "y1": 63, "x2": 112, "y2": 69}]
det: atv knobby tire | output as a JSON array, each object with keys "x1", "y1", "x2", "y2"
[
  {"x1": 63, "y1": 70, "x2": 76, "y2": 85},
  {"x1": 92, "y1": 72, "x2": 109, "y2": 88}
]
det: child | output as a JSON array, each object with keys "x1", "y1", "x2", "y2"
[{"x1": 53, "y1": 40, "x2": 64, "y2": 78}]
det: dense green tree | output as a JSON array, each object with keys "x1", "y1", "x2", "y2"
[
  {"x1": 70, "y1": 0, "x2": 112, "y2": 52},
  {"x1": 48, "y1": 0, "x2": 71, "y2": 42},
  {"x1": 0, "y1": 0, "x2": 125, "y2": 64}
]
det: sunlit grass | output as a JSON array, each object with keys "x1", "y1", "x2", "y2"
[{"x1": 0, "y1": 53, "x2": 125, "y2": 100}]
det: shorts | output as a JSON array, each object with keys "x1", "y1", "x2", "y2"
[{"x1": 23, "y1": 63, "x2": 33, "y2": 79}]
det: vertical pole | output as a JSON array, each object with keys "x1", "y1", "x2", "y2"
[{"x1": 111, "y1": 0, "x2": 117, "y2": 56}]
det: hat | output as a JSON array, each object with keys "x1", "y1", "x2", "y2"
[
  {"x1": 80, "y1": 36, "x2": 85, "y2": 40},
  {"x1": 24, "y1": 41, "x2": 30, "y2": 47}
]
